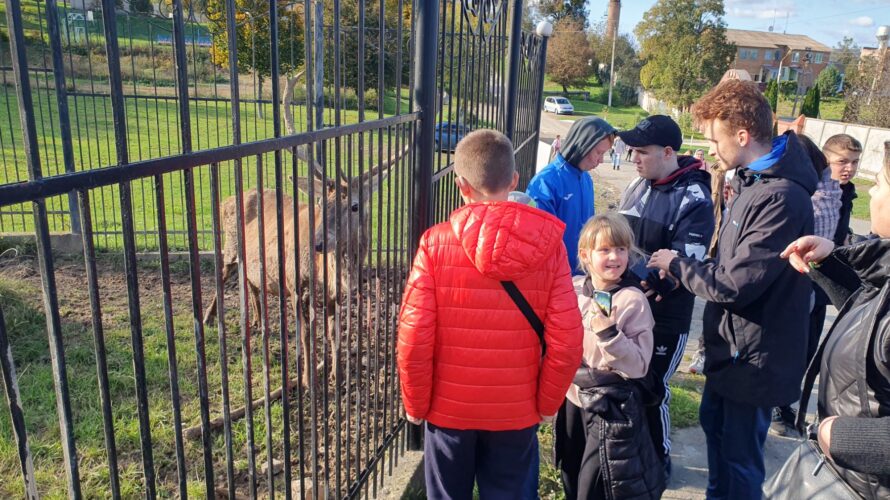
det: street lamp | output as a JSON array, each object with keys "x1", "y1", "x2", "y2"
[
  {"x1": 791, "y1": 47, "x2": 812, "y2": 117},
  {"x1": 868, "y1": 25, "x2": 890, "y2": 105}
]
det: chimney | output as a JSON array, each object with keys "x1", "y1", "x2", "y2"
[{"x1": 607, "y1": 0, "x2": 621, "y2": 39}]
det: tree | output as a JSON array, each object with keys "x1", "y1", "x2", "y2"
[
  {"x1": 800, "y1": 85, "x2": 820, "y2": 118},
  {"x1": 129, "y1": 0, "x2": 154, "y2": 14},
  {"x1": 588, "y1": 21, "x2": 642, "y2": 89},
  {"x1": 538, "y1": 0, "x2": 589, "y2": 27},
  {"x1": 815, "y1": 66, "x2": 841, "y2": 97},
  {"x1": 764, "y1": 79, "x2": 778, "y2": 112},
  {"x1": 635, "y1": 0, "x2": 736, "y2": 109},
  {"x1": 546, "y1": 18, "x2": 594, "y2": 93},
  {"x1": 205, "y1": 0, "x2": 305, "y2": 129}
]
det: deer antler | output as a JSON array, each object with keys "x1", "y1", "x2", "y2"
[{"x1": 362, "y1": 144, "x2": 412, "y2": 186}]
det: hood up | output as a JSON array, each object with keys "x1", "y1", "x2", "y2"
[{"x1": 450, "y1": 202, "x2": 566, "y2": 281}]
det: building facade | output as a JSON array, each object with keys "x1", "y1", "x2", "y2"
[{"x1": 726, "y1": 29, "x2": 831, "y2": 88}]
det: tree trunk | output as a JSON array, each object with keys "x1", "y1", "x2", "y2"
[
  {"x1": 562, "y1": 84, "x2": 568, "y2": 94},
  {"x1": 282, "y1": 70, "x2": 305, "y2": 136}
]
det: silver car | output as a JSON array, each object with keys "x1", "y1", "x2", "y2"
[{"x1": 543, "y1": 96, "x2": 574, "y2": 115}]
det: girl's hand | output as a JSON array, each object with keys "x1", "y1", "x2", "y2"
[
  {"x1": 589, "y1": 304, "x2": 617, "y2": 333},
  {"x1": 780, "y1": 236, "x2": 834, "y2": 273}
]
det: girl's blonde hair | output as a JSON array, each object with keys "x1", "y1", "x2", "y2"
[{"x1": 577, "y1": 213, "x2": 638, "y2": 276}]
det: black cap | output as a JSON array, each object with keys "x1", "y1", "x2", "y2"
[{"x1": 618, "y1": 115, "x2": 683, "y2": 152}]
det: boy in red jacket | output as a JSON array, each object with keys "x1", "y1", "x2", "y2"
[{"x1": 397, "y1": 129, "x2": 584, "y2": 499}]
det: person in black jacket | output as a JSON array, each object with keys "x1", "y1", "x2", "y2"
[
  {"x1": 648, "y1": 80, "x2": 817, "y2": 500},
  {"x1": 779, "y1": 149, "x2": 890, "y2": 499},
  {"x1": 616, "y1": 115, "x2": 715, "y2": 478}
]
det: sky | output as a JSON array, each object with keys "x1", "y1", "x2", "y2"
[{"x1": 592, "y1": 0, "x2": 890, "y2": 49}]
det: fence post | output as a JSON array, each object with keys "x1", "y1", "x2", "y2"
[
  {"x1": 529, "y1": 22, "x2": 553, "y2": 176},
  {"x1": 408, "y1": 0, "x2": 439, "y2": 452},
  {"x1": 504, "y1": 0, "x2": 523, "y2": 141}
]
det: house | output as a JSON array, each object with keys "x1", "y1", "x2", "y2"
[{"x1": 725, "y1": 29, "x2": 832, "y2": 88}]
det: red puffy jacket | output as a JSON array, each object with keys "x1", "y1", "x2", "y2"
[{"x1": 397, "y1": 201, "x2": 583, "y2": 431}]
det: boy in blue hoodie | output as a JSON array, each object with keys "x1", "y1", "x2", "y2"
[{"x1": 527, "y1": 117, "x2": 615, "y2": 273}]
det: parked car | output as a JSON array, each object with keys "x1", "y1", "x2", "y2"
[
  {"x1": 543, "y1": 96, "x2": 574, "y2": 115},
  {"x1": 435, "y1": 122, "x2": 469, "y2": 152}
]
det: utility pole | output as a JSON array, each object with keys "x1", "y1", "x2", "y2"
[{"x1": 607, "y1": 0, "x2": 620, "y2": 107}]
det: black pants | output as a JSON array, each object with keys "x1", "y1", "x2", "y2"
[
  {"x1": 555, "y1": 400, "x2": 607, "y2": 500},
  {"x1": 645, "y1": 329, "x2": 688, "y2": 459},
  {"x1": 423, "y1": 422, "x2": 536, "y2": 500}
]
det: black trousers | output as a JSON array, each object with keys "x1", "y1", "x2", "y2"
[
  {"x1": 645, "y1": 328, "x2": 688, "y2": 459},
  {"x1": 555, "y1": 400, "x2": 607, "y2": 500}
]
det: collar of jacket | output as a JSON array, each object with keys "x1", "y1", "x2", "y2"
[
  {"x1": 552, "y1": 153, "x2": 584, "y2": 179},
  {"x1": 653, "y1": 156, "x2": 705, "y2": 186},
  {"x1": 581, "y1": 275, "x2": 643, "y2": 297},
  {"x1": 747, "y1": 134, "x2": 788, "y2": 173},
  {"x1": 834, "y1": 238, "x2": 890, "y2": 289}
]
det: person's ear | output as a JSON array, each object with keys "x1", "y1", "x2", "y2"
[
  {"x1": 455, "y1": 176, "x2": 474, "y2": 197},
  {"x1": 737, "y1": 129, "x2": 750, "y2": 148},
  {"x1": 664, "y1": 146, "x2": 674, "y2": 160},
  {"x1": 508, "y1": 171, "x2": 519, "y2": 191}
]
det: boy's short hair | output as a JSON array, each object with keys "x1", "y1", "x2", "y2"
[
  {"x1": 692, "y1": 80, "x2": 773, "y2": 145},
  {"x1": 454, "y1": 129, "x2": 516, "y2": 194},
  {"x1": 822, "y1": 134, "x2": 863, "y2": 156}
]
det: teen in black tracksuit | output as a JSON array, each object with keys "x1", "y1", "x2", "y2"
[{"x1": 618, "y1": 155, "x2": 715, "y2": 469}]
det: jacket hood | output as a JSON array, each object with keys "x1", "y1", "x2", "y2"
[
  {"x1": 561, "y1": 117, "x2": 617, "y2": 167},
  {"x1": 654, "y1": 156, "x2": 710, "y2": 187},
  {"x1": 835, "y1": 238, "x2": 890, "y2": 289},
  {"x1": 734, "y1": 132, "x2": 819, "y2": 196},
  {"x1": 450, "y1": 202, "x2": 566, "y2": 281}
]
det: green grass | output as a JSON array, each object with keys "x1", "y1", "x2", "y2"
[
  {"x1": 542, "y1": 77, "x2": 648, "y2": 130},
  {"x1": 776, "y1": 95, "x2": 845, "y2": 121},
  {"x1": 0, "y1": 85, "x2": 414, "y2": 252},
  {"x1": 851, "y1": 177, "x2": 874, "y2": 220}
]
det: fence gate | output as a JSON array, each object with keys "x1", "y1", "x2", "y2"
[{"x1": 0, "y1": 0, "x2": 549, "y2": 497}]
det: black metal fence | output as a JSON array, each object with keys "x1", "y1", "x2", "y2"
[{"x1": 0, "y1": 0, "x2": 548, "y2": 497}]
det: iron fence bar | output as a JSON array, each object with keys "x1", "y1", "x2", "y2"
[
  {"x1": 154, "y1": 173, "x2": 189, "y2": 498},
  {"x1": 331, "y1": 0, "x2": 344, "y2": 494},
  {"x1": 4, "y1": 0, "x2": 82, "y2": 495},
  {"x1": 407, "y1": 0, "x2": 439, "y2": 453},
  {"x1": 354, "y1": 0, "x2": 367, "y2": 488},
  {"x1": 99, "y1": 0, "x2": 157, "y2": 495},
  {"x1": 267, "y1": 0, "x2": 293, "y2": 496},
  {"x1": 224, "y1": 0, "x2": 258, "y2": 494},
  {"x1": 0, "y1": 113, "x2": 421, "y2": 207},
  {"x1": 170, "y1": 0, "x2": 216, "y2": 494},
  {"x1": 0, "y1": 307, "x2": 39, "y2": 499},
  {"x1": 44, "y1": 0, "x2": 81, "y2": 234},
  {"x1": 76, "y1": 188, "x2": 122, "y2": 499}
]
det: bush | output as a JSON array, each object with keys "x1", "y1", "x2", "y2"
[
  {"x1": 779, "y1": 80, "x2": 797, "y2": 100},
  {"x1": 801, "y1": 85, "x2": 820, "y2": 118},
  {"x1": 816, "y1": 66, "x2": 841, "y2": 97},
  {"x1": 764, "y1": 79, "x2": 778, "y2": 112},
  {"x1": 363, "y1": 88, "x2": 379, "y2": 109}
]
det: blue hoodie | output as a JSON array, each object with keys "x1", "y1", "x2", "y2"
[{"x1": 526, "y1": 153, "x2": 593, "y2": 273}]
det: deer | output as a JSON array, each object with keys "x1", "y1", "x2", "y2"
[{"x1": 203, "y1": 142, "x2": 409, "y2": 388}]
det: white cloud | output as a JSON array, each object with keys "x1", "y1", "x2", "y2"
[
  {"x1": 849, "y1": 16, "x2": 875, "y2": 27},
  {"x1": 726, "y1": 0, "x2": 796, "y2": 20}
]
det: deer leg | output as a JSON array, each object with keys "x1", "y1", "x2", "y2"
[
  {"x1": 327, "y1": 312, "x2": 342, "y2": 388},
  {"x1": 300, "y1": 308, "x2": 312, "y2": 388},
  {"x1": 248, "y1": 283, "x2": 262, "y2": 329},
  {"x1": 203, "y1": 261, "x2": 237, "y2": 326}
]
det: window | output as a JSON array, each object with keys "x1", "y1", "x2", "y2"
[
  {"x1": 792, "y1": 52, "x2": 800, "y2": 63},
  {"x1": 775, "y1": 50, "x2": 782, "y2": 61},
  {"x1": 738, "y1": 49, "x2": 746, "y2": 60},
  {"x1": 765, "y1": 50, "x2": 773, "y2": 61},
  {"x1": 813, "y1": 53, "x2": 824, "y2": 64},
  {"x1": 750, "y1": 49, "x2": 759, "y2": 60}
]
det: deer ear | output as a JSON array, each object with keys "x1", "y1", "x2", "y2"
[{"x1": 294, "y1": 176, "x2": 327, "y2": 199}]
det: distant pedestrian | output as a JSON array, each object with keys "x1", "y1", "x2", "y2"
[
  {"x1": 549, "y1": 134, "x2": 562, "y2": 162},
  {"x1": 527, "y1": 117, "x2": 616, "y2": 273},
  {"x1": 612, "y1": 137, "x2": 626, "y2": 170},
  {"x1": 397, "y1": 129, "x2": 583, "y2": 499},
  {"x1": 648, "y1": 80, "x2": 817, "y2": 500}
]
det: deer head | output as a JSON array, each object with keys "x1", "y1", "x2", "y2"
[{"x1": 292, "y1": 143, "x2": 410, "y2": 258}]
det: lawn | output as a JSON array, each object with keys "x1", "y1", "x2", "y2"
[
  {"x1": 776, "y1": 95, "x2": 845, "y2": 121},
  {"x1": 851, "y1": 177, "x2": 874, "y2": 220},
  {"x1": 0, "y1": 85, "x2": 415, "y2": 252}
]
